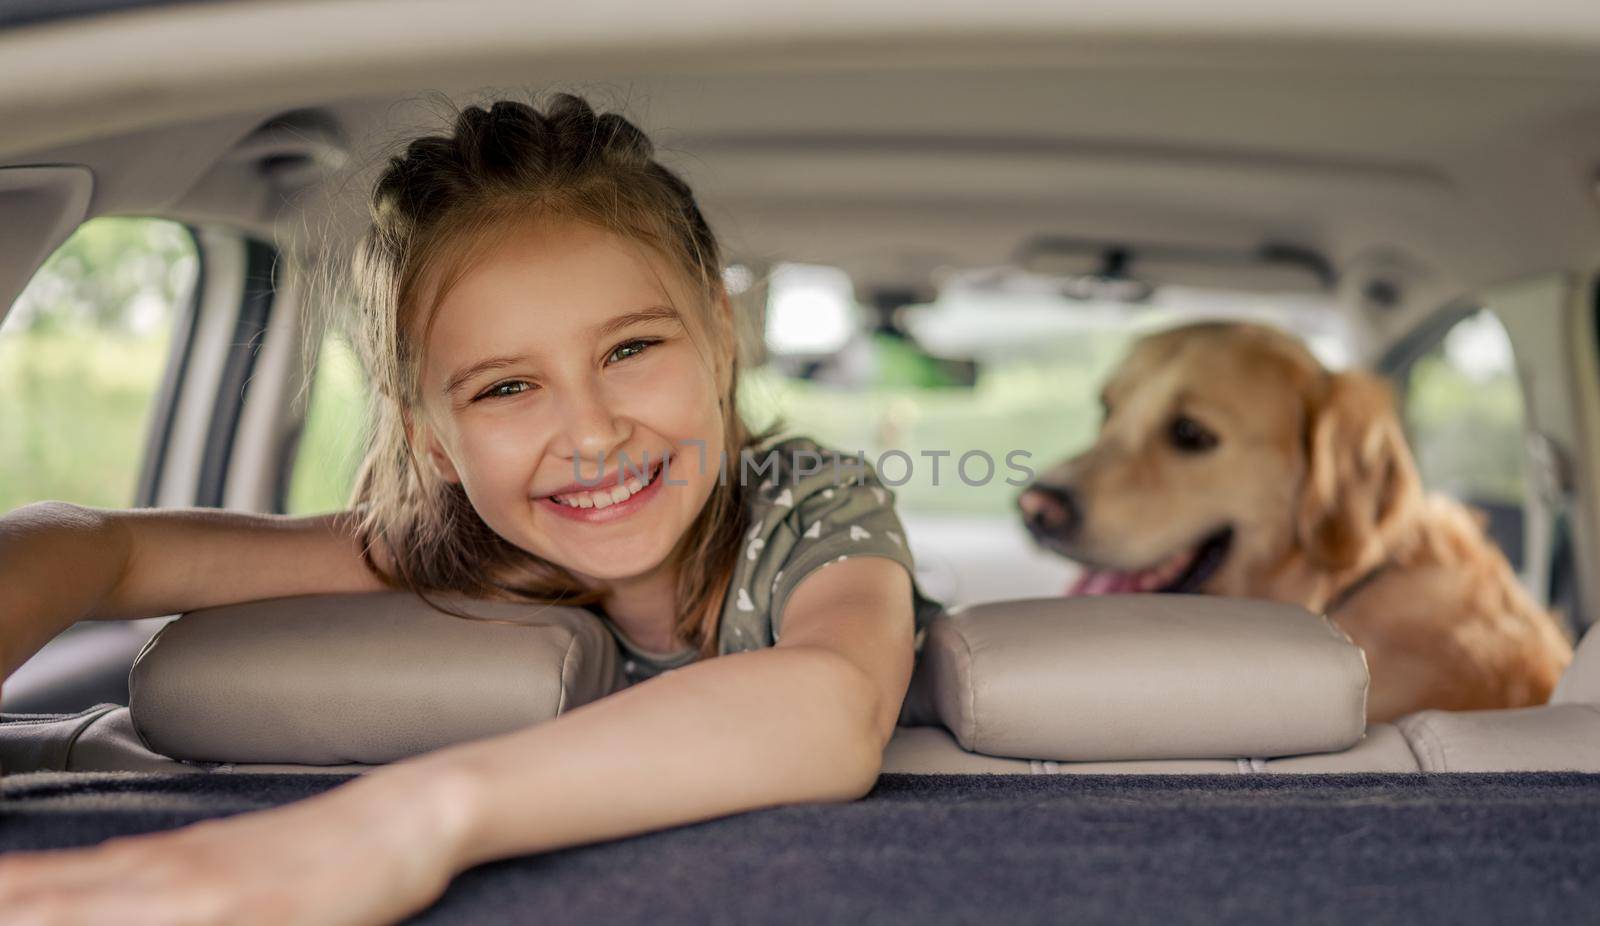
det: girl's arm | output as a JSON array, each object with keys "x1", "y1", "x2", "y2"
[
  {"x1": 0, "y1": 501, "x2": 385, "y2": 678},
  {"x1": 431, "y1": 554, "x2": 916, "y2": 863},
  {"x1": 0, "y1": 556, "x2": 915, "y2": 926}
]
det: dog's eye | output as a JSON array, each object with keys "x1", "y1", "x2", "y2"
[{"x1": 1169, "y1": 415, "x2": 1219, "y2": 453}]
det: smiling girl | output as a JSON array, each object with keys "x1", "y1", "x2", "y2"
[{"x1": 0, "y1": 95, "x2": 941, "y2": 924}]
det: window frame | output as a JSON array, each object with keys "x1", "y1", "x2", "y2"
[
  {"x1": 193, "y1": 237, "x2": 278, "y2": 508},
  {"x1": 1380, "y1": 300, "x2": 1551, "y2": 601},
  {"x1": 131, "y1": 223, "x2": 205, "y2": 507}
]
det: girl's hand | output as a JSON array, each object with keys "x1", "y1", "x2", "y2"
[{"x1": 0, "y1": 771, "x2": 469, "y2": 926}]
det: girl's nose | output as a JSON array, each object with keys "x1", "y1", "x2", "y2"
[{"x1": 551, "y1": 377, "x2": 631, "y2": 464}]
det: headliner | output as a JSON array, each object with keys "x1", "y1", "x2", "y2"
[{"x1": 2, "y1": 1, "x2": 1600, "y2": 345}]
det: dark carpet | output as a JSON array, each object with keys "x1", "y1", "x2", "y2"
[{"x1": 4, "y1": 771, "x2": 1600, "y2": 924}]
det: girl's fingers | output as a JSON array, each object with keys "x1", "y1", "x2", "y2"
[
  {"x1": 0, "y1": 846, "x2": 120, "y2": 893},
  {"x1": 0, "y1": 835, "x2": 230, "y2": 922},
  {"x1": 5, "y1": 890, "x2": 243, "y2": 926},
  {"x1": 5, "y1": 890, "x2": 169, "y2": 926},
  {"x1": 0, "y1": 859, "x2": 272, "y2": 926},
  {"x1": 0, "y1": 787, "x2": 444, "y2": 926}
]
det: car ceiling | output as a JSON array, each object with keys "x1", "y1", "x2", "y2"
[{"x1": 3, "y1": 1, "x2": 1600, "y2": 349}]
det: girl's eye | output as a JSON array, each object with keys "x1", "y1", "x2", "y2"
[
  {"x1": 606, "y1": 338, "x2": 660, "y2": 365},
  {"x1": 474, "y1": 380, "x2": 533, "y2": 402}
]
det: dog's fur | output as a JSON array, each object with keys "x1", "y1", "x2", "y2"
[{"x1": 1020, "y1": 321, "x2": 1573, "y2": 723}]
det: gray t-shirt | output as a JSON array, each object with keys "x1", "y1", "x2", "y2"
[{"x1": 608, "y1": 434, "x2": 945, "y2": 685}]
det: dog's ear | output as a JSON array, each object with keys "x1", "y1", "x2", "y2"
[{"x1": 1295, "y1": 371, "x2": 1422, "y2": 572}]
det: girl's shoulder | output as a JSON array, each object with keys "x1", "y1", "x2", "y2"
[
  {"x1": 720, "y1": 432, "x2": 942, "y2": 652},
  {"x1": 739, "y1": 433, "x2": 883, "y2": 499}
]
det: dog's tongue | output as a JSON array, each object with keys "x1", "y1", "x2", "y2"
[
  {"x1": 1065, "y1": 547, "x2": 1198, "y2": 597},
  {"x1": 1066, "y1": 569, "x2": 1140, "y2": 596}
]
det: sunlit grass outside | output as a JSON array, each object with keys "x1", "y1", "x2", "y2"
[
  {"x1": 284, "y1": 335, "x2": 370, "y2": 515},
  {"x1": 1407, "y1": 353, "x2": 1525, "y2": 504},
  {"x1": 0, "y1": 330, "x2": 169, "y2": 512},
  {"x1": 1, "y1": 216, "x2": 193, "y2": 514}
]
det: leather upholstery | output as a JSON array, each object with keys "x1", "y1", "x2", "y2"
[
  {"x1": 1263, "y1": 722, "x2": 1421, "y2": 773},
  {"x1": 127, "y1": 593, "x2": 622, "y2": 765},
  {"x1": 914, "y1": 594, "x2": 1369, "y2": 761},
  {"x1": 6, "y1": 596, "x2": 1597, "y2": 776},
  {"x1": 0, "y1": 704, "x2": 127, "y2": 774},
  {"x1": 882, "y1": 724, "x2": 1426, "y2": 774},
  {"x1": 19, "y1": 706, "x2": 1600, "y2": 776},
  {"x1": 882, "y1": 726, "x2": 1243, "y2": 774},
  {"x1": 1395, "y1": 703, "x2": 1600, "y2": 772},
  {"x1": 1551, "y1": 624, "x2": 1600, "y2": 704}
]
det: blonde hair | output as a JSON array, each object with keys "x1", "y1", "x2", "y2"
[{"x1": 347, "y1": 93, "x2": 768, "y2": 654}]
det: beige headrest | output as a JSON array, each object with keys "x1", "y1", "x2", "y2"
[
  {"x1": 128, "y1": 592, "x2": 622, "y2": 765},
  {"x1": 912, "y1": 594, "x2": 1369, "y2": 761}
]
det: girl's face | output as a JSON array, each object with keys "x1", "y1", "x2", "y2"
[{"x1": 413, "y1": 219, "x2": 728, "y2": 587}]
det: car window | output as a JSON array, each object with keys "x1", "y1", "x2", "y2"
[
  {"x1": 283, "y1": 327, "x2": 368, "y2": 514},
  {"x1": 741, "y1": 263, "x2": 1353, "y2": 520},
  {"x1": 1401, "y1": 307, "x2": 1528, "y2": 566},
  {"x1": 0, "y1": 217, "x2": 198, "y2": 512}
]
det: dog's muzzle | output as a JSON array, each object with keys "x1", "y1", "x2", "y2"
[{"x1": 1018, "y1": 483, "x2": 1080, "y2": 544}]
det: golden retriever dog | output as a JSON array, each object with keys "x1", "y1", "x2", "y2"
[{"x1": 1017, "y1": 321, "x2": 1573, "y2": 723}]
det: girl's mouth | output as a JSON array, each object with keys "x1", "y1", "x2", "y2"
[{"x1": 536, "y1": 456, "x2": 670, "y2": 524}]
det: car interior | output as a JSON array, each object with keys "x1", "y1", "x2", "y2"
[{"x1": 5, "y1": 2, "x2": 1600, "y2": 785}]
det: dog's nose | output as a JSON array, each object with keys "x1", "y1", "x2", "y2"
[{"x1": 1018, "y1": 484, "x2": 1081, "y2": 541}]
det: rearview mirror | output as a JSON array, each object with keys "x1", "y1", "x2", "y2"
[{"x1": 1016, "y1": 237, "x2": 1335, "y2": 297}]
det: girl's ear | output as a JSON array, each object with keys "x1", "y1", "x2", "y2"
[
  {"x1": 426, "y1": 439, "x2": 463, "y2": 485},
  {"x1": 405, "y1": 412, "x2": 462, "y2": 484}
]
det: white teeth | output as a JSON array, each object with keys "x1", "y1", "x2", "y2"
[
  {"x1": 558, "y1": 482, "x2": 633, "y2": 509},
  {"x1": 550, "y1": 462, "x2": 663, "y2": 509}
]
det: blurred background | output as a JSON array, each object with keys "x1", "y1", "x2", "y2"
[{"x1": 0, "y1": 216, "x2": 1529, "y2": 604}]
